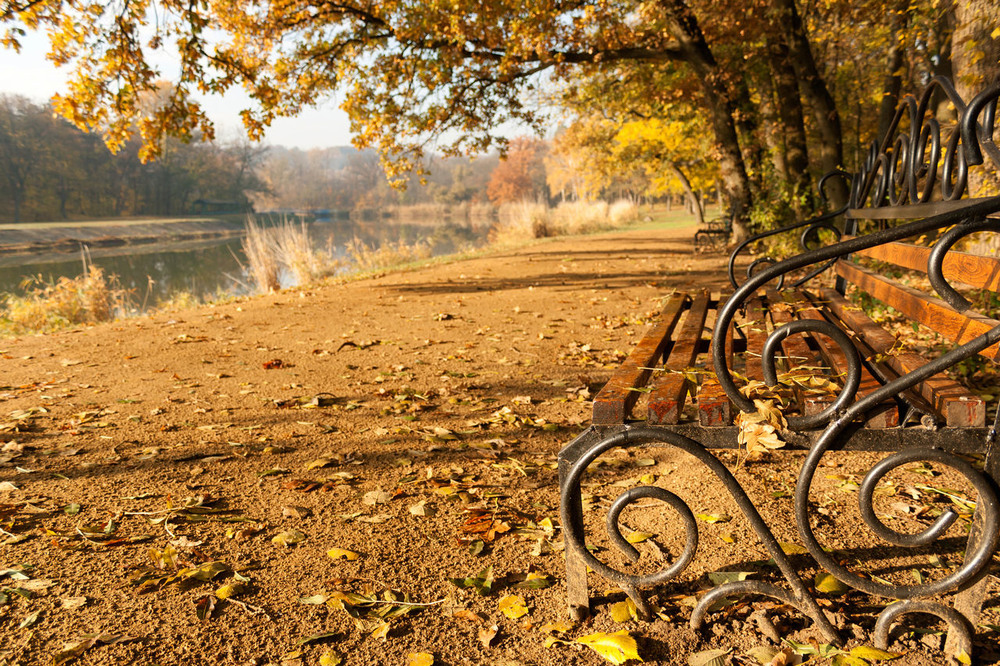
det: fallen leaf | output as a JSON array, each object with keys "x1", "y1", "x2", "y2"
[
  {"x1": 499, "y1": 594, "x2": 528, "y2": 619},
  {"x1": 319, "y1": 649, "x2": 343, "y2": 666},
  {"x1": 479, "y1": 624, "x2": 499, "y2": 648},
  {"x1": 298, "y1": 594, "x2": 329, "y2": 605},
  {"x1": 272, "y1": 530, "x2": 307, "y2": 547},
  {"x1": 294, "y1": 630, "x2": 340, "y2": 646},
  {"x1": 707, "y1": 571, "x2": 753, "y2": 585},
  {"x1": 814, "y1": 573, "x2": 849, "y2": 596},
  {"x1": 327, "y1": 547, "x2": 360, "y2": 561},
  {"x1": 52, "y1": 633, "x2": 136, "y2": 665},
  {"x1": 688, "y1": 648, "x2": 730, "y2": 666},
  {"x1": 282, "y1": 505, "x2": 312, "y2": 519},
  {"x1": 215, "y1": 580, "x2": 248, "y2": 600},
  {"x1": 408, "y1": 652, "x2": 435, "y2": 666},
  {"x1": 575, "y1": 630, "x2": 642, "y2": 664},
  {"x1": 59, "y1": 596, "x2": 88, "y2": 610},
  {"x1": 408, "y1": 500, "x2": 435, "y2": 516},
  {"x1": 610, "y1": 599, "x2": 638, "y2": 623},
  {"x1": 847, "y1": 646, "x2": 901, "y2": 661},
  {"x1": 625, "y1": 531, "x2": 655, "y2": 544},
  {"x1": 195, "y1": 594, "x2": 216, "y2": 622},
  {"x1": 19, "y1": 609, "x2": 42, "y2": 628},
  {"x1": 362, "y1": 490, "x2": 392, "y2": 506},
  {"x1": 696, "y1": 513, "x2": 731, "y2": 524}
]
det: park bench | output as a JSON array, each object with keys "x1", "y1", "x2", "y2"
[
  {"x1": 558, "y1": 77, "x2": 1000, "y2": 659},
  {"x1": 693, "y1": 213, "x2": 732, "y2": 251}
]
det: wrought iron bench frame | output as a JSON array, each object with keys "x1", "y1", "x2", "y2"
[
  {"x1": 693, "y1": 213, "x2": 732, "y2": 251},
  {"x1": 558, "y1": 77, "x2": 1000, "y2": 659}
]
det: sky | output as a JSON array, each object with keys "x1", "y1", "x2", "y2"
[{"x1": 0, "y1": 32, "x2": 357, "y2": 150}]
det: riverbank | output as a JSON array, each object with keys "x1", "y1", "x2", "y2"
[{"x1": 0, "y1": 221, "x2": 991, "y2": 665}]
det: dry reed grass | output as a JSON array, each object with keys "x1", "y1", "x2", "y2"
[
  {"x1": 490, "y1": 199, "x2": 641, "y2": 244},
  {"x1": 0, "y1": 265, "x2": 120, "y2": 335},
  {"x1": 241, "y1": 219, "x2": 281, "y2": 293},
  {"x1": 346, "y1": 238, "x2": 433, "y2": 272}
]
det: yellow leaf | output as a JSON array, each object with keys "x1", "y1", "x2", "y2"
[
  {"x1": 215, "y1": 580, "x2": 248, "y2": 600},
  {"x1": 815, "y1": 572, "x2": 849, "y2": 596},
  {"x1": 272, "y1": 530, "x2": 306, "y2": 547},
  {"x1": 319, "y1": 649, "x2": 343, "y2": 666},
  {"x1": 696, "y1": 513, "x2": 731, "y2": 524},
  {"x1": 370, "y1": 622, "x2": 390, "y2": 640},
  {"x1": 625, "y1": 531, "x2": 655, "y2": 544},
  {"x1": 575, "y1": 630, "x2": 642, "y2": 664},
  {"x1": 779, "y1": 542, "x2": 808, "y2": 555},
  {"x1": 848, "y1": 646, "x2": 901, "y2": 661},
  {"x1": 327, "y1": 547, "x2": 360, "y2": 561},
  {"x1": 719, "y1": 532, "x2": 735, "y2": 544},
  {"x1": 610, "y1": 599, "x2": 638, "y2": 623},
  {"x1": 305, "y1": 457, "x2": 332, "y2": 470},
  {"x1": 539, "y1": 621, "x2": 573, "y2": 634},
  {"x1": 408, "y1": 652, "x2": 434, "y2": 666},
  {"x1": 499, "y1": 594, "x2": 529, "y2": 619}
]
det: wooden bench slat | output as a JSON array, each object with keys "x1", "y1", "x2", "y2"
[
  {"x1": 592, "y1": 293, "x2": 688, "y2": 424},
  {"x1": 647, "y1": 291, "x2": 711, "y2": 424},
  {"x1": 783, "y1": 291, "x2": 899, "y2": 428},
  {"x1": 697, "y1": 294, "x2": 734, "y2": 426},
  {"x1": 739, "y1": 296, "x2": 770, "y2": 382},
  {"x1": 818, "y1": 288, "x2": 985, "y2": 427},
  {"x1": 849, "y1": 239, "x2": 1000, "y2": 292},
  {"x1": 767, "y1": 290, "x2": 839, "y2": 420},
  {"x1": 835, "y1": 260, "x2": 1000, "y2": 361}
]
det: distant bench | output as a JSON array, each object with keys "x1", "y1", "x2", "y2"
[{"x1": 558, "y1": 77, "x2": 1000, "y2": 659}]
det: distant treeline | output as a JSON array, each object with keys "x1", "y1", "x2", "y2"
[
  {"x1": 0, "y1": 95, "x2": 268, "y2": 224},
  {"x1": 0, "y1": 94, "x2": 514, "y2": 225}
]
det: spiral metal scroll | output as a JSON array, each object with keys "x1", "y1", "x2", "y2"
[
  {"x1": 874, "y1": 602, "x2": 973, "y2": 656},
  {"x1": 851, "y1": 78, "x2": 1000, "y2": 210},
  {"x1": 559, "y1": 425, "x2": 839, "y2": 640},
  {"x1": 792, "y1": 330, "x2": 1000, "y2": 603}
]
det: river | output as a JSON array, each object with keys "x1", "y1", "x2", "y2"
[{"x1": 0, "y1": 217, "x2": 491, "y2": 312}]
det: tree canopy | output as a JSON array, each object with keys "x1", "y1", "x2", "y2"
[{"x1": 3, "y1": 0, "x2": 998, "y2": 232}]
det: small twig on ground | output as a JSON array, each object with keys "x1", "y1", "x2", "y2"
[{"x1": 227, "y1": 597, "x2": 271, "y2": 618}]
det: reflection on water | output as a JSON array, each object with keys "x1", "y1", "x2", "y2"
[{"x1": 0, "y1": 218, "x2": 490, "y2": 311}]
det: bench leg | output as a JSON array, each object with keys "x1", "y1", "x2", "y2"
[
  {"x1": 559, "y1": 431, "x2": 598, "y2": 621},
  {"x1": 946, "y1": 438, "x2": 1000, "y2": 657}
]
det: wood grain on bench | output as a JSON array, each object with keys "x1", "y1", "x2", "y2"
[
  {"x1": 647, "y1": 290, "x2": 711, "y2": 424},
  {"x1": 592, "y1": 293, "x2": 687, "y2": 424},
  {"x1": 819, "y1": 288, "x2": 985, "y2": 427}
]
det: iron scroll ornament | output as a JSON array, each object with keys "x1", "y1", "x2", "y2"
[
  {"x1": 850, "y1": 78, "x2": 1000, "y2": 211},
  {"x1": 558, "y1": 425, "x2": 840, "y2": 641}
]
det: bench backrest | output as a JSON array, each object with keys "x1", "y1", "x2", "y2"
[{"x1": 837, "y1": 77, "x2": 1000, "y2": 361}]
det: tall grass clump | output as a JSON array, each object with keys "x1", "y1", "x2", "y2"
[
  {"x1": 346, "y1": 238, "x2": 433, "y2": 273},
  {"x1": 609, "y1": 199, "x2": 641, "y2": 226},
  {"x1": 0, "y1": 266, "x2": 118, "y2": 336},
  {"x1": 491, "y1": 201, "x2": 552, "y2": 244},
  {"x1": 550, "y1": 200, "x2": 611, "y2": 235},
  {"x1": 241, "y1": 219, "x2": 281, "y2": 293},
  {"x1": 273, "y1": 219, "x2": 333, "y2": 285}
]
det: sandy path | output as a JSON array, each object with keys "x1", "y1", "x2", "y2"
[{"x1": 1, "y1": 221, "x2": 993, "y2": 665}]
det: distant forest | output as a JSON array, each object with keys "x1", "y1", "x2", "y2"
[{"x1": 0, "y1": 94, "x2": 526, "y2": 224}]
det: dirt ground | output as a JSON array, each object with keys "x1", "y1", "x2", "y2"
[{"x1": 1, "y1": 222, "x2": 997, "y2": 666}]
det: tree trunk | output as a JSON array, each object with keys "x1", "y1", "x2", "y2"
[
  {"x1": 767, "y1": 34, "x2": 813, "y2": 215},
  {"x1": 952, "y1": 0, "x2": 1000, "y2": 197},
  {"x1": 668, "y1": 162, "x2": 704, "y2": 225},
  {"x1": 876, "y1": 4, "x2": 909, "y2": 141},
  {"x1": 773, "y1": 0, "x2": 847, "y2": 207},
  {"x1": 660, "y1": 0, "x2": 753, "y2": 240}
]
